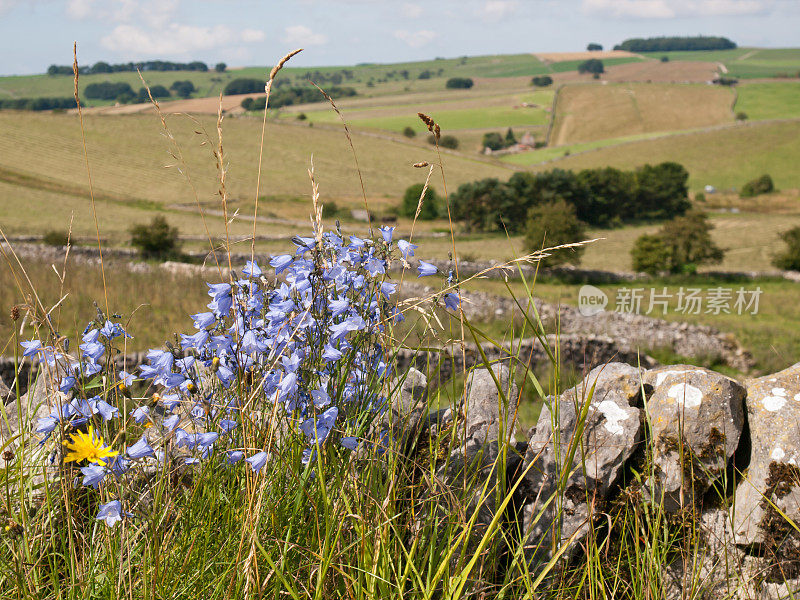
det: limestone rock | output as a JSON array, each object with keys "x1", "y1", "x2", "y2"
[
  {"x1": 732, "y1": 362, "x2": 800, "y2": 574},
  {"x1": 521, "y1": 362, "x2": 643, "y2": 562},
  {"x1": 460, "y1": 362, "x2": 519, "y2": 454},
  {"x1": 643, "y1": 365, "x2": 745, "y2": 513}
]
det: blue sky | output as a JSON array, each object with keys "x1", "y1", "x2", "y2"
[{"x1": 1, "y1": 0, "x2": 798, "y2": 75}]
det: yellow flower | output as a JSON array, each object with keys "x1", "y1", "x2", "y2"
[{"x1": 63, "y1": 426, "x2": 119, "y2": 466}]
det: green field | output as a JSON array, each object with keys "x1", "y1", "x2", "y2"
[
  {"x1": 522, "y1": 119, "x2": 800, "y2": 191},
  {"x1": 734, "y1": 82, "x2": 800, "y2": 120},
  {"x1": 642, "y1": 47, "x2": 800, "y2": 79}
]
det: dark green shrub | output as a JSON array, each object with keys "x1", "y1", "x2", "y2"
[
  {"x1": 578, "y1": 59, "x2": 604, "y2": 75},
  {"x1": 429, "y1": 135, "x2": 459, "y2": 149},
  {"x1": 402, "y1": 126, "x2": 416, "y2": 138},
  {"x1": 773, "y1": 226, "x2": 800, "y2": 270},
  {"x1": 445, "y1": 77, "x2": 474, "y2": 89},
  {"x1": 631, "y1": 234, "x2": 672, "y2": 275},
  {"x1": 129, "y1": 216, "x2": 181, "y2": 259},
  {"x1": 736, "y1": 111, "x2": 748, "y2": 121},
  {"x1": 660, "y1": 55, "x2": 670, "y2": 62},
  {"x1": 740, "y1": 174, "x2": 774, "y2": 197},
  {"x1": 296, "y1": 112, "x2": 307, "y2": 121},
  {"x1": 322, "y1": 201, "x2": 339, "y2": 219},
  {"x1": 587, "y1": 43, "x2": 603, "y2": 51},
  {"x1": 531, "y1": 76, "x2": 553, "y2": 87},
  {"x1": 42, "y1": 230, "x2": 70, "y2": 247},
  {"x1": 630, "y1": 210, "x2": 724, "y2": 274},
  {"x1": 524, "y1": 199, "x2": 587, "y2": 267},
  {"x1": 401, "y1": 184, "x2": 440, "y2": 220},
  {"x1": 170, "y1": 80, "x2": 196, "y2": 98},
  {"x1": 482, "y1": 132, "x2": 504, "y2": 151},
  {"x1": 224, "y1": 78, "x2": 263, "y2": 95}
]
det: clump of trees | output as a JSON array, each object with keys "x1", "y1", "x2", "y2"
[
  {"x1": 129, "y1": 216, "x2": 181, "y2": 260},
  {"x1": 587, "y1": 43, "x2": 603, "y2": 51},
  {"x1": 48, "y1": 60, "x2": 209, "y2": 75},
  {"x1": 400, "y1": 184, "x2": 440, "y2": 220},
  {"x1": 524, "y1": 200, "x2": 587, "y2": 267},
  {"x1": 402, "y1": 126, "x2": 416, "y2": 138},
  {"x1": 445, "y1": 77, "x2": 474, "y2": 89},
  {"x1": 214, "y1": 63, "x2": 227, "y2": 73},
  {"x1": 578, "y1": 59, "x2": 604, "y2": 75},
  {"x1": 449, "y1": 162, "x2": 691, "y2": 233},
  {"x1": 773, "y1": 226, "x2": 800, "y2": 271},
  {"x1": 614, "y1": 36, "x2": 736, "y2": 52},
  {"x1": 631, "y1": 210, "x2": 724, "y2": 275},
  {"x1": 482, "y1": 128, "x2": 517, "y2": 151},
  {"x1": 84, "y1": 81, "x2": 135, "y2": 100},
  {"x1": 740, "y1": 174, "x2": 774, "y2": 197},
  {"x1": 531, "y1": 75, "x2": 553, "y2": 87},
  {"x1": 239, "y1": 86, "x2": 357, "y2": 110}
]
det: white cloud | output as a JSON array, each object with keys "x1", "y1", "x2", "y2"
[
  {"x1": 67, "y1": 0, "x2": 96, "y2": 19},
  {"x1": 241, "y1": 28, "x2": 266, "y2": 43},
  {"x1": 479, "y1": 0, "x2": 518, "y2": 20},
  {"x1": 283, "y1": 25, "x2": 328, "y2": 46},
  {"x1": 401, "y1": 2, "x2": 423, "y2": 18},
  {"x1": 394, "y1": 29, "x2": 436, "y2": 48},
  {"x1": 101, "y1": 23, "x2": 264, "y2": 56},
  {"x1": 582, "y1": 0, "x2": 772, "y2": 18}
]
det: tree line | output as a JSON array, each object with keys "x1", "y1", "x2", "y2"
[
  {"x1": 0, "y1": 97, "x2": 78, "y2": 111},
  {"x1": 82, "y1": 80, "x2": 196, "y2": 102},
  {"x1": 47, "y1": 60, "x2": 220, "y2": 75},
  {"x1": 614, "y1": 36, "x2": 736, "y2": 52},
  {"x1": 449, "y1": 162, "x2": 691, "y2": 233},
  {"x1": 237, "y1": 82, "x2": 357, "y2": 110}
]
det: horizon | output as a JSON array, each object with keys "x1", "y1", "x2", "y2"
[{"x1": 2, "y1": 0, "x2": 800, "y2": 76}]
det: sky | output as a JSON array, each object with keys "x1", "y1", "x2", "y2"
[{"x1": 1, "y1": 0, "x2": 799, "y2": 75}]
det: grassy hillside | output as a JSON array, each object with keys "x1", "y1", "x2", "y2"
[
  {"x1": 0, "y1": 110, "x2": 515, "y2": 242},
  {"x1": 550, "y1": 83, "x2": 735, "y2": 145},
  {"x1": 506, "y1": 119, "x2": 800, "y2": 191}
]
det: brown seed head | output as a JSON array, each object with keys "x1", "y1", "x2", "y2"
[
  {"x1": 413, "y1": 162, "x2": 429, "y2": 168},
  {"x1": 417, "y1": 112, "x2": 435, "y2": 132},
  {"x1": 10, "y1": 306, "x2": 19, "y2": 321},
  {"x1": 2, "y1": 449, "x2": 13, "y2": 462},
  {"x1": 433, "y1": 124, "x2": 441, "y2": 140}
]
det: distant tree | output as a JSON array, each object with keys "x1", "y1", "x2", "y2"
[
  {"x1": 170, "y1": 80, "x2": 196, "y2": 98},
  {"x1": 115, "y1": 90, "x2": 136, "y2": 104},
  {"x1": 660, "y1": 55, "x2": 670, "y2": 62},
  {"x1": 631, "y1": 234, "x2": 672, "y2": 275},
  {"x1": 445, "y1": 77, "x2": 474, "y2": 89},
  {"x1": 214, "y1": 62, "x2": 227, "y2": 73},
  {"x1": 587, "y1": 43, "x2": 603, "y2": 51},
  {"x1": 417, "y1": 70, "x2": 432, "y2": 80},
  {"x1": 450, "y1": 178, "x2": 514, "y2": 232},
  {"x1": 401, "y1": 184, "x2": 440, "y2": 220},
  {"x1": 772, "y1": 226, "x2": 800, "y2": 271},
  {"x1": 482, "y1": 132, "x2": 504, "y2": 151},
  {"x1": 736, "y1": 111, "x2": 748, "y2": 121},
  {"x1": 531, "y1": 75, "x2": 553, "y2": 87},
  {"x1": 42, "y1": 230, "x2": 70, "y2": 247},
  {"x1": 524, "y1": 199, "x2": 587, "y2": 267},
  {"x1": 136, "y1": 85, "x2": 170, "y2": 102},
  {"x1": 130, "y1": 216, "x2": 180, "y2": 260},
  {"x1": 402, "y1": 126, "x2": 416, "y2": 138},
  {"x1": 90, "y1": 61, "x2": 112, "y2": 74},
  {"x1": 504, "y1": 128, "x2": 517, "y2": 146},
  {"x1": 713, "y1": 77, "x2": 738, "y2": 86},
  {"x1": 296, "y1": 112, "x2": 307, "y2": 121},
  {"x1": 634, "y1": 162, "x2": 691, "y2": 220},
  {"x1": 578, "y1": 59, "x2": 604, "y2": 75},
  {"x1": 740, "y1": 174, "x2": 774, "y2": 197},
  {"x1": 631, "y1": 211, "x2": 724, "y2": 274},
  {"x1": 576, "y1": 167, "x2": 636, "y2": 227}
]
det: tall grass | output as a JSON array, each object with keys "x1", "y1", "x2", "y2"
[{"x1": 0, "y1": 48, "x2": 796, "y2": 600}]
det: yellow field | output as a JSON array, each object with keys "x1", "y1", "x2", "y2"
[{"x1": 551, "y1": 83, "x2": 735, "y2": 145}]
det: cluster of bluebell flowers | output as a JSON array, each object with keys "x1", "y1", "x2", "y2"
[{"x1": 23, "y1": 225, "x2": 461, "y2": 528}]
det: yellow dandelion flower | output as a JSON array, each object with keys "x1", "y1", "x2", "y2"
[{"x1": 63, "y1": 426, "x2": 119, "y2": 466}]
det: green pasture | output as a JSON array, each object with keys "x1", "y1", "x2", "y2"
[{"x1": 735, "y1": 82, "x2": 800, "y2": 120}]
